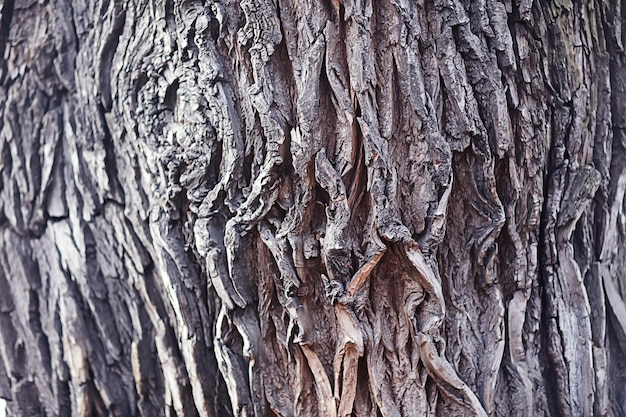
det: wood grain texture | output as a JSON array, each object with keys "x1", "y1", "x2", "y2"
[{"x1": 0, "y1": 0, "x2": 625, "y2": 416}]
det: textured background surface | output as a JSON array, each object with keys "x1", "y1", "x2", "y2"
[{"x1": 0, "y1": 0, "x2": 625, "y2": 416}]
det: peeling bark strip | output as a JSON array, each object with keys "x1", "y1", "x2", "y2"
[{"x1": 1, "y1": 0, "x2": 626, "y2": 416}]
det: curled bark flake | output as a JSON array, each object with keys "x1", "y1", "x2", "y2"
[
  {"x1": 332, "y1": 248, "x2": 386, "y2": 417},
  {"x1": 405, "y1": 242, "x2": 489, "y2": 416},
  {"x1": 300, "y1": 345, "x2": 337, "y2": 417}
]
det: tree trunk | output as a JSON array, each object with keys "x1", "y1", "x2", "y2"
[{"x1": 0, "y1": 0, "x2": 625, "y2": 416}]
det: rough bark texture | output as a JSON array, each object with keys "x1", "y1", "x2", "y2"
[{"x1": 0, "y1": 0, "x2": 625, "y2": 416}]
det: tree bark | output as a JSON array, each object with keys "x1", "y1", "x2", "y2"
[{"x1": 0, "y1": 0, "x2": 625, "y2": 416}]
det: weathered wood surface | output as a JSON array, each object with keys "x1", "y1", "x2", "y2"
[{"x1": 0, "y1": 0, "x2": 625, "y2": 416}]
